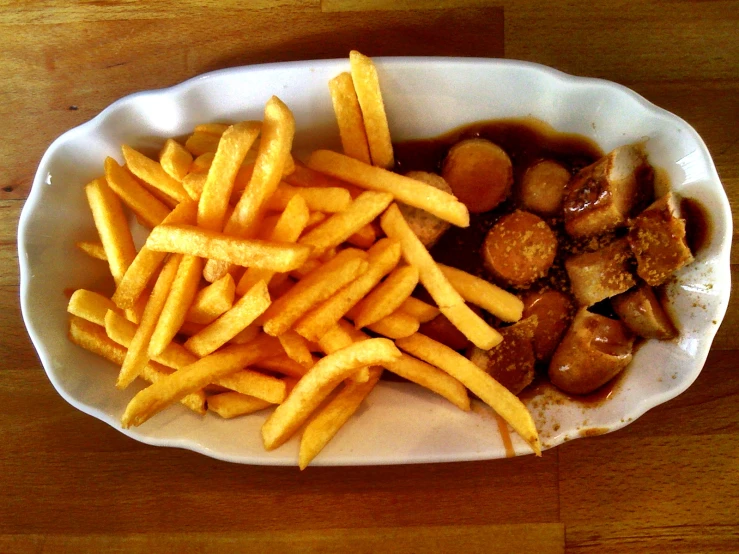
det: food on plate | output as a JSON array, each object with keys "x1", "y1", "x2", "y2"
[
  {"x1": 482, "y1": 210, "x2": 558, "y2": 288},
  {"x1": 548, "y1": 309, "x2": 635, "y2": 395},
  {"x1": 64, "y1": 50, "x2": 700, "y2": 468},
  {"x1": 442, "y1": 138, "x2": 513, "y2": 213},
  {"x1": 397, "y1": 171, "x2": 452, "y2": 247},
  {"x1": 611, "y1": 284, "x2": 677, "y2": 340},
  {"x1": 519, "y1": 159, "x2": 570, "y2": 216},
  {"x1": 628, "y1": 193, "x2": 694, "y2": 286},
  {"x1": 563, "y1": 143, "x2": 649, "y2": 238}
]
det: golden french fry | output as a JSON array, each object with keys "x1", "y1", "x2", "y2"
[
  {"x1": 121, "y1": 333, "x2": 283, "y2": 428},
  {"x1": 346, "y1": 223, "x2": 377, "y2": 249},
  {"x1": 105, "y1": 310, "x2": 197, "y2": 370},
  {"x1": 380, "y1": 204, "x2": 501, "y2": 349},
  {"x1": 184, "y1": 280, "x2": 271, "y2": 357},
  {"x1": 236, "y1": 194, "x2": 310, "y2": 296},
  {"x1": 177, "y1": 320, "x2": 204, "y2": 337},
  {"x1": 261, "y1": 338, "x2": 401, "y2": 450},
  {"x1": 185, "y1": 131, "x2": 220, "y2": 156},
  {"x1": 194, "y1": 123, "x2": 229, "y2": 136},
  {"x1": 149, "y1": 255, "x2": 203, "y2": 357},
  {"x1": 278, "y1": 330, "x2": 314, "y2": 368},
  {"x1": 285, "y1": 163, "x2": 364, "y2": 198},
  {"x1": 229, "y1": 323, "x2": 260, "y2": 345},
  {"x1": 198, "y1": 121, "x2": 261, "y2": 231},
  {"x1": 69, "y1": 316, "x2": 205, "y2": 414},
  {"x1": 185, "y1": 274, "x2": 235, "y2": 325},
  {"x1": 182, "y1": 172, "x2": 206, "y2": 201},
  {"x1": 112, "y1": 201, "x2": 198, "y2": 310},
  {"x1": 328, "y1": 71, "x2": 372, "y2": 164},
  {"x1": 438, "y1": 264, "x2": 523, "y2": 323},
  {"x1": 122, "y1": 144, "x2": 189, "y2": 203},
  {"x1": 317, "y1": 323, "x2": 370, "y2": 383},
  {"x1": 117, "y1": 254, "x2": 181, "y2": 389},
  {"x1": 255, "y1": 354, "x2": 311, "y2": 378},
  {"x1": 365, "y1": 310, "x2": 419, "y2": 339},
  {"x1": 189, "y1": 151, "x2": 215, "y2": 174},
  {"x1": 76, "y1": 241, "x2": 108, "y2": 261},
  {"x1": 261, "y1": 249, "x2": 369, "y2": 337},
  {"x1": 399, "y1": 297, "x2": 440, "y2": 323},
  {"x1": 213, "y1": 369, "x2": 286, "y2": 404},
  {"x1": 85, "y1": 177, "x2": 137, "y2": 286},
  {"x1": 298, "y1": 191, "x2": 393, "y2": 256},
  {"x1": 396, "y1": 333, "x2": 541, "y2": 455},
  {"x1": 146, "y1": 224, "x2": 312, "y2": 272},
  {"x1": 289, "y1": 258, "x2": 322, "y2": 280},
  {"x1": 305, "y1": 211, "x2": 327, "y2": 230},
  {"x1": 204, "y1": 97, "x2": 296, "y2": 282},
  {"x1": 349, "y1": 50, "x2": 394, "y2": 169},
  {"x1": 308, "y1": 151, "x2": 470, "y2": 227},
  {"x1": 68, "y1": 289, "x2": 121, "y2": 326},
  {"x1": 294, "y1": 238, "x2": 401, "y2": 342},
  {"x1": 353, "y1": 265, "x2": 419, "y2": 329},
  {"x1": 265, "y1": 184, "x2": 352, "y2": 213},
  {"x1": 208, "y1": 392, "x2": 273, "y2": 419},
  {"x1": 104, "y1": 158, "x2": 171, "y2": 228},
  {"x1": 299, "y1": 366, "x2": 382, "y2": 469},
  {"x1": 159, "y1": 138, "x2": 193, "y2": 182}
]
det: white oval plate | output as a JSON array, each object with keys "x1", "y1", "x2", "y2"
[{"x1": 19, "y1": 58, "x2": 732, "y2": 465}]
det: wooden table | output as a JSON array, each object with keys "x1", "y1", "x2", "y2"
[{"x1": 2, "y1": 1, "x2": 737, "y2": 552}]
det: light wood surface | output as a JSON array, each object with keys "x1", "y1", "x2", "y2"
[{"x1": 1, "y1": 1, "x2": 737, "y2": 552}]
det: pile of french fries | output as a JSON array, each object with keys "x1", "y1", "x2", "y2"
[{"x1": 68, "y1": 50, "x2": 540, "y2": 468}]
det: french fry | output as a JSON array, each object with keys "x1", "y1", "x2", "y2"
[
  {"x1": 299, "y1": 366, "x2": 382, "y2": 469},
  {"x1": 121, "y1": 333, "x2": 283, "y2": 428},
  {"x1": 317, "y1": 323, "x2": 370, "y2": 383},
  {"x1": 104, "y1": 310, "x2": 198, "y2": 370},
  {"x1": 116, "y1": 254, "x2": 181, "y2": 389},
  {"x1": 289, "y1": 258, "x2": 322, "y2": 280},
  {"x1": 439, "y1": 264, "x2": 524, "y2": 323},
  {"x1": 185, "y1": 131, "x2": 220, "y2": 156},
  {"x1": 255, "y1": 354, "x2": 311, "y2": 378},
  {"x1": 194, "y1": 123, "x2": 229, "y2": 136},
  {"x1": 346, "y1": 223, "x2": 377, "y2": 249},
  {"x1": 146, "y1": 224, "x2": 312, "y2": 272},
  {"x1": 353, "y1": 265, "x2": 419, "y2": 329},
  {"x1": 265, "y1": 184, "x2": 352, "y2": 213},
  {"x1": 285, "y1": 163, "x2": 364, "y2": 198},
  {"x1": 185, "y1": 274, "x2": 235, "y2": 325},
  {"x1": 298, "y1": 191, "x2": 393, "y2": 257},
  {"x1": 229, "y1": 323, "x2": 261, "y2": 345},
  {"x1": 85, "y1": 177, "x2": 137, "y2": 286},
  {"x1": 236, "y1": 194, "x2": 310, "y2": 296},
  {"x1": 112, "y1": 200, "x2": 198, "y2": 310},
  {"x1": 122, "y1": 145, "x2": 189, "y2": 203},
  {"x1": 305, "y1": 211, "x2": 327, "y2": 230},
  {"x1": 308, "y1": 151, "x2": 470, "y2": 227},
  {"x1": 104, "y1": 158, "x2": 171, "y2": 228},
  {"x1": 278, "y1": 330, "x2": 314, "y2": 368},
  {"x1": 365, "y1": 310, "x2": 419, "y2": 339},
  {"x1": 182, "y1": 172, "x2": 206, "y2": 201},
  {"x1": 328, "y1": 71, "x2": 372, "y2": 164},
  {"x1": 177, "y1": 321, "x2": 205, "y2": 337},
  {"x1": 68, "y1": 289, "x2": 121, "y2": 326},
  {"x1": 261, "y1": 249, "x2": 369, "y2": 337},
  {"x1": 159, "y1": 138, "x2": 193, "y2": 182},
  {"x1": 294, "y1": 239, "x2": 401, "y2": 342},
  {"x1": 396, "y1": 333, "x2": 541, "y2": 455},
  {"x1": 349, "y1": 50, "x2": 394, "y2": 169},
  {"x1": 189, "y1": 151, "x2": 215, "y2": 174},
  {"x1": 380, "y1": 204, "x2": 501, "y2": 349},
  {"x1": 76, "y1": 241, "x2": 108, "y2": 261},
  {"x1": 149, "y1": 255, "x2": 204, "y2": 357},
  {"x1": 208, "y1": 392, "x2": 273, "y2": 419},
  {"x1": 213, "y1": 369, "x2": 286, "y2": 404},
  {"x1": 399, "y1": 297, "x2": 440, "y2": 323},
  {"x1": 184, "y1": 280, "x2": 271, "y2": 357},
  {"x1": 69, "y1": 316, "x2": 205, "y2": 414},
  {"x1": 261, "y1": 338, "x2": 401, "y2": 450},
  {"x1": 204, "y1": 97, "x2": 295, "y2": 282},
  {"x1": 197, "y1": 121, "x2": 261, "y2": 231}
]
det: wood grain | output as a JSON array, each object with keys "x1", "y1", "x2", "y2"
[{"x1": 1, "y1": 1, "x2": 738, "y2": 552}]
